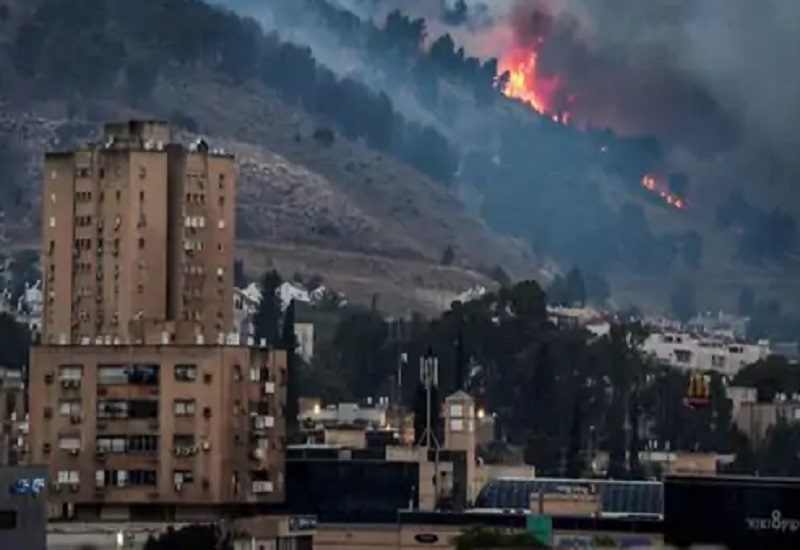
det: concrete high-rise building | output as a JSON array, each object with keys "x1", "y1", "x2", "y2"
[
  {"x1": 40, "y1": 120, "x2": 236, "y2": 345},
  {"x1": 28, "y1": 121, "x2": 286, "y2": 521}
]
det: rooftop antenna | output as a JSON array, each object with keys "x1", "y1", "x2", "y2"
[{"x1": 418, "y1": 348, "x2": 442, "y2": 510}]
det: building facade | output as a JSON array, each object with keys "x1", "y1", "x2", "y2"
[
  {"x1": 40, "y1": 120, "x2": 235, "y2": 346},
  {"x1": 29, "y1": 121, "x2": 287, "y2": 520},
  {"x1": 642, "y1": 331, "x2": 770, "y2": 376}
]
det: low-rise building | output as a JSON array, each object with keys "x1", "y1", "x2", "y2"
[
  {"x1": 642, "y1": 331, "x2": 770, "y2": 376},
  {"x1": 29, "y1": 340, "x2": 287, "y2": 521}
]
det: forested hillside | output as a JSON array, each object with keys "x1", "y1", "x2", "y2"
[
  {"x1": 0, "y1": 0, "x2": 799, "y2": 317},
  {"x1": 0, "y1": 0, "x2": 536, "y2": 313}
]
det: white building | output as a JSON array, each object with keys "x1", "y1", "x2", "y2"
[
  {"x1": 642, "y1": 331, "x2": 770, "y2": 376},
  {"x1": 686, "y1": 311, "x2": 749, "y2": 340},
  {"x1": 294, "y1": 322, "x2": 314, "y2": 363}
]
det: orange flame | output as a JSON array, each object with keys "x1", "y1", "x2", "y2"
[
  {"x1": 641, "y1": 175, "x2": 687, "y2": 211},
  {"x1": 498, "y1": 47, "x2": 569, "y2": 122}
]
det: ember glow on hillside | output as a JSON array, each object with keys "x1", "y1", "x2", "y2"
[{"x1": 641, "y1": 174, "x2": 687, "y2": 211}]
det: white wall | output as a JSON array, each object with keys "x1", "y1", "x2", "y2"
[{"x1": 642, "y1": 332, "x2": 769, "y2": 376}]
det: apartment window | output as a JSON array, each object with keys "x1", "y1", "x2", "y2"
[
  {"x1": 127, "y1": 435, "x2": 158, "y2": 454},
  {"x1": 218, "y1": 174, "x2": 225, "y2": 188},
  {"x1": 58, "y1": 364, "x2": 83, "y2": 380},
  {"x1": 58, "y1": 436, "x2": 81, "y2": 451},
  {"x1": 49, "y1": 216, "x2": 56, "y2": 228},
  {"x1": 56, "y1": 471, "x2": 80, "y2": 485},
  {"x1": 711, "y1": 355, "x2": 726, "y2": 369},
  {"x1": 103, "y1": 469, "x2": 157, "y2": 487},
  {"x1": 116, "y1": 189, "x2": 121, "y2": 201},
  {"x1": 218, "y1": 219, "x2": 225, "y2": 229},
  {"x1": 98, "y1": 364, "x2": 159, "y2": 385},
  {"x1": 58, "y1": 400, "x2": 81, "y2": 416},
  {"x1": 128, "y1": 400, "x2": 159, "y2": 419},
  {"x1": 97, "y1": 365, "x2": 128, "y2": 385},
  {"x1": 175, "y1": 364, "x2": 197, "y2": 382},
  {"x1": 218, "y1": 195, "x2": 225, "y2": 207},
  {"x1": 173, "y1": 434, "x2": 195, "y2": 452},
  {"x1": 674, "y1": 349, "x2": 692, "y2": 364},
  {"x1": 173, "y1": 399, "x2": 196, "y2": 417},
  {"x1": 97, "y1": 400, "x2": 129, "y2": 419},
  {"x1": 139, "y1": 167, "x2": 147, "y2": 179},
  {"x1": 96, "y1": 436, "x2": 126, "y2": 453},
  {"x1": 173, "y1": 470, "x2": 194, "y2": 485},
  {"x1": 138, "y1": 238, "x2": 145, "y2": 249}
]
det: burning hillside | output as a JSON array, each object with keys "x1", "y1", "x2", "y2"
[
  {"x1": 486, "y1": 0, "x2": 740, "y2": 153},
  {"x1": 641, "y1": 175, "x2": 687, "y2": 211}
]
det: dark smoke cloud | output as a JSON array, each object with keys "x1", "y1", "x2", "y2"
[
  {"x1": 509, "y1": 0, "x2": 800, "y2": 163},
  {"x1": 506, "y1": 1, "x2": 741, "y2": 152}
]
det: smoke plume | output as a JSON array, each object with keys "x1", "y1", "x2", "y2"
[{"x1": 487, "y1": 0, "x2": 800, "y2": 160}]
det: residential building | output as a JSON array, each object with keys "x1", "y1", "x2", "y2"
[
  {"x1": 29, "y1": 121, "x2": 287, "y2": 521},
  {"x1": 40, "y1": 120, "x2": 235, "y2": 346},
  {"x1": 642, "y1": 331, "x2": 770, "y2": 376},
  {"x1": 29, "y1": 344, "x2": 286, "y2": 520}
]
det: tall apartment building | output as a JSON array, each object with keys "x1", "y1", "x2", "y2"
[{"x1": 28, "y1": 121, "x2": 286, "y2": 521}]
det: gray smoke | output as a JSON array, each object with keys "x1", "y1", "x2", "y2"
[{"x1": 428, "y1": 0, "x2": 799, "y2": 149}]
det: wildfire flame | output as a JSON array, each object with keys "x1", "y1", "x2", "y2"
[
  {"x1": 641, "y1": 174, "x2": 687, "y2": 210},
  {"x1": 498, "y1": 47, "x2": 571, "y2": 123}
]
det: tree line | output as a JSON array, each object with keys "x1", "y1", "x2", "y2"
[
  {"x1": 10, "y1": 0, "x2": 711, "y2": 278},
  {"x1": 268, "y1": 0, "x2": 708, "y2": 276},
  {"x1": 248, "y1": 269, "x2": 800, "y2": 477},
  {"x1": 12, "y1": 0, "x2": 457, "y2": 184}
]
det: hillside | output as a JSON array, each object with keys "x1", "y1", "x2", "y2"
[
  {"x1": 1, "y1": 0, "x2": 799, "y2": 320},
  {"x1": 0, "y1": 1, "x2": 538, "y2": 314}
]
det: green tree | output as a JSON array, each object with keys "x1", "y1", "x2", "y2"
[
  {"x1": 282, "y1": 300, "x2": 300, "y2": 438},
  {"x1": 253, "y1": 270, "x2": 282, "y2": 346},
  {"x1": 14, "y1": 0, "x2": 125, "y2": 96},
  {"x1": 733, "y1": 355, "x2": 800, "y2": 401}
]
